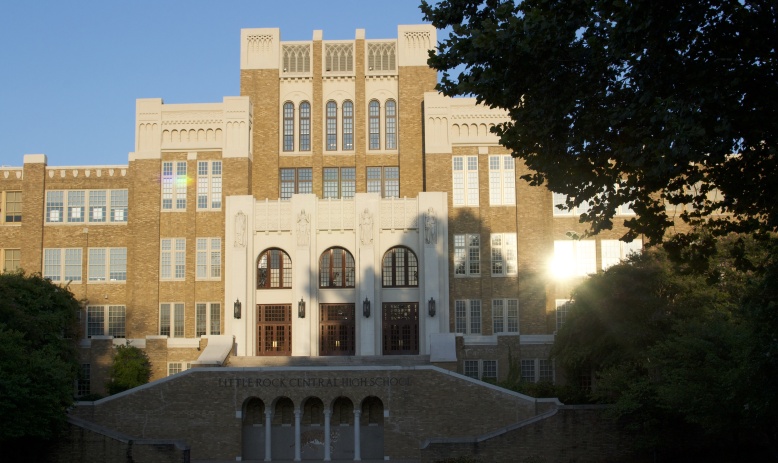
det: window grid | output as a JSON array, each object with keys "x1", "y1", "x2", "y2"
[
  {"x1": 257, "y1": 248, "x2": 292, "y2": 289},
  {"x1": 521, "y1": 359, "x2": 555, "y2": 383},
  {"x1": 319, "y1": 247, "x2": 355, "y2": 288},
  {"x1": 196, "y1": 238, "x2": 221, "y2": 280},
  {"x1": 323, "y1": 167, "x2": 356, "y2": 199},
  {"x1": 553, "y1": 192, "x2": 590, "y2": 216},
  {"x1": 87, "y1": 306, "x2": 105, "y2": 337},
  {"x1": 67, "y1": 191, "x2": 84, "y2": 223},
  {"x1": 463, "y1": 359, "x2": 498, "y2": 380},
  {"x1": 491, "y1": 233, "x2": 518, "y2": 276},
  {"x1": 556, "y1": 299, "x2": 571, "y2": 332},
  {"x1": 2, "y1": 249, "x2": 20, "y2": 272},
  {"x1": 601, "y1": 239, "x2": 643, "y2": 270},
  {"x1": 493, "y1": 299, "x2": 519, "y2": 334},
  {"x1": 160, "y1": 303, "x2": 185, "y2": 338},
  {"x1": 454, "y1": 234, "x2": 480, "y2": 276},
  {"x1": 326, "y1": 101, "x2": 337, "y2": 150},
  {"x1": 385, "y1": 100, "x2": 397, "y2": 149},
  {"x1": 162, "y1": 161, "x2": 187, "y2": 210},
  {"x1": 280, "y1": 168, "x2": 313, "y2": 200},
  {"x1": 161, "y1": 239, "x2": 186, "y2": 281},
  {"x1": 89, "y1": 190, "x2": 106, "y2": 222},
  {"x1": 453, "y1": 156, "x2": 479, "y2": 206},
  {"x1": 2, "y1": 191, "x2": 22, "y2": 223},
  {"x1": 343, "y1": 101, "x2": 354, "y2": 150},
  {"x1": 369, "y1": 100, "x2": 380, "y2": 149},
  {"x1": 283, "y1": 102, "x2": 295, "y2": 151},
  {"x1": 299, "y1": 102, "x2": 311, "y2": 151},
  {"x1": 45, "y1": 189, "x2": 128, "y2": 223},
  {"x1": 88, "y1": 248, "x2": 127, "y2": 282},
  {"x1": 77, "y1": 364, "x2": 90, "y2": 397},
  {"x1": 108, "y1": 306, "x2": 126, "y2": 337},
  {"x1": 488, "y1": 155, "x2": 516, "y2": 206},
  {"x1": 43, "y1": 248, "x2": 82, "y2": 283},
  {"x1": 455, "y1": 300, "x2": 481, "y2": 334},
  {"x1": 382, "y1": 246, "x2": 418, "y2": 287},
  {"x1": 366, "y1": 167, "x2": 399, "y2": 198},
  {"x1": 197, "y1": 161, "x2": 222, "y2": 210},
  {"x1": 196, "y1": 302, "x2": 221, "y2": 337},
  {"x1": 553, "y1": 240, "x2": 597, "y2": 277}
]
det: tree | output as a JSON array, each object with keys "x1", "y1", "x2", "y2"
[
  {"x1": 106, "y1": 343, "x2": 151, "y2": 395},
  {"x1": 552, "y1": 238, "x2": 778, "y2": 459},
  {"x1": 421, "y1": 0, "x2": 778, "y2": 244},
  {"x1": 0, "y1": 272, "x2": 80, "y2": 454}
]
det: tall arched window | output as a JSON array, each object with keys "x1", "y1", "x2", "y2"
[
  {"x1": 385, "y1": 99, "x2": 397, "y2": 149},
  {"x1": 342, "y1": 101, "x2": 354, "y2": 150},
  {"x1": 299, "y1": 101, "x2": 311, "y2": 151},
  {"x1": 382, "y1": 246, "x2": 418, "y2": 287},
  {"x1": 257, "y1": 248, "x2": 292, "y2": 289},
  {"x1": 283, "y1": 102, "x2": 294, "y2": 151},
  {"x1": 326, "y1": 101, "x2": 337, "y2": 151},
  {"x1": 368, "y1": 100, "x2": 380, "y2": 150},
  {"x1": 319, "y1": 247, "x2": 355, "y2": 288}
]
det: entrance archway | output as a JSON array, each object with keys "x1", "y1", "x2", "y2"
[{"x1": 241, "y1": 397, "x2": 265, "y2": 460}]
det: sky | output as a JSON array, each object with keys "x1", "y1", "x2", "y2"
[{"x1": 0, "y1": 0, "x2": 433, "y2": 167}]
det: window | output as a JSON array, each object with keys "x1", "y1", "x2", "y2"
[
  {"x1": 45, "y1": 190, "x2": 128, "y2": 223},
  {"x1": 453, "y1": 156, "x2": 479, "y2": 206},
  {"x1": 283, "y1": 102, "x2": 294, "y2": 151},
  {"x1": 521, "y1": 359, "x2": 555, "y2": 383},
  {"x1": 299, "y1": 101, "x2": 311, "y2": 151},
  {"x1": 2, "y1": 249, "x2": 20, "y2": 272},
  {"x1": 369, "y1": 100, "x2": 380, "y2": 150},
  {"x1": 86, "y1": 305, "x2": 126, "y2": 338},
  {"x1": 160, "y1": 303, "x2": 185, "y2": 337},
  {"x1": 196, "y1": 238, "x2": 221, "y2": 280},
  {"x1": 552, "y1": 192, "x2": 590, "y2": 216},
  {"x1": 168, "y1": 362, "x2": 190, "y2": 376},
  {"x1": 88, "y1": 248, "x2": 127, "y2": 282},
  {"x1": 343, "y1": 101, "x2": 354, "y2": 150},
  {"x1": 489, "y1": 155, "x2": 515, "y2": 205},
  {"x1": 493, "y1": 299, "x2": 519, "y2": 334},
  {"x1": 323, "y1": 167, "x2": 355, "y2": 199},
  {"x1": 385, "y1": 100, "x2": 397, "y2": 149},
  {"x1": 280, "y1": 168, "x2": 313, "y2": 199},
  {"x1": 556, "y1": 299, "x2": 571, "y2": 331},
  {"x1": 161, "y1": 238, "x2": 186, "y2": 280},
  {"x1": 197, "y1": 161, "x2": 222, "y2": 210},
  {"x1": 76, "y1": 364, "x2": 90, "y2": 397},
  {"x1": 552, "y1": 240, "x2": 596, "y2": 278},
  {"x1": 491, "y1": 233, "x2": 517, "y2": 276},
  {"x1": 196, "y1": 302, "x2": 221, "y2": 336},
  {"x1": 367, "y1": 42, "x2": 396, "y2": 71},
  {"x1": 464, "y1": 359, "x2": 497, "y2": 380},
  {"x1": 43, "y1": 248, "x2": 82, "y2": 283},
  {"x1": 455, "y1": 299, "x2": 481, "y2": 334},
  {"x1": 1, "y1": 191, "x2": 22, "y2": 223},
  {"x1": 367, "y1": 167, "x2": 399, "y2": 198},
  {"x1": 601, "y1": 239, "x2": 643, "y2": 270},
  {"x1": 454, "y1": 234, "x2": 480, "y2": 276},
  {"x1": 282, "y1": 44, "x2": 311, "y2": 73},
  {"x1": 257, "y1": 248, "x2": 292, "y2": 289},
  {"x1": 324, "y1": 43, "x2": 353, "y2": 72},
  {"x1": 326, "y1": 101, "x2": 337, "y2": 151},
  {"x1": 162, "y1": 161, "x2": 187, "y2": 210},
  {"x1": 319, "y1": 247, "x2": 355, "y2": 288},
  {"x1": 382, "y1": 246, "x2": 418, "y2": 287}
]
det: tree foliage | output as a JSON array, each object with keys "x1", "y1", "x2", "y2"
[
  {"x1": 421, "y1": 0, "x2": 778, "y2": 244},
  {"x1": 106, "y1": 343, "x2": 151, "y2": 395},
  {"x1": 552, "y1": 237, "x2": 778, "y2": 459},
  {"x1": 0, "y1": 272, "x2": 80, "y2": 449}
]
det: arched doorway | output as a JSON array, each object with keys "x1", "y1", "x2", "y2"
[
  {"x1": 300, "y1": 397, "x2": 326, "y2": 460},
  {"x1": 271, "y1": 397, "x2": 295, "y2": 461},
  {"x1": 330, "y1": 396, "x2": 355, "y2": 460},
  {"x1": 241, "y1": 397, "x2": 265, "y2": 460},
  {"x1": 361, "y1": 396, "x2": 385, "y2": 459}
]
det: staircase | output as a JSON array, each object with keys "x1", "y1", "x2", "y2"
[{"x1": 225, "y1": 355, "x2": 431, "y2": 368}]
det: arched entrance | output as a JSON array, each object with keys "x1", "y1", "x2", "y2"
[
  {"x1": 330, "y1": 396, "x2": 355, "y2": 460},
  {"x1": 241, "y1": 397, "x2": 266, "y2": 460},
  {"x1": 300, "y1": 397, "x2": 326, "y2": 460},
  {"x1": 271, "y1": 396, "x2": 295, "y2": 461},
  {"x1": 361, "y1": 396, "x2": 385, "y2": 459}
]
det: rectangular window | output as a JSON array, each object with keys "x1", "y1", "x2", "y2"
[
  {"x1": 552, "y1": 240, "x2": 597, "y2": 277},
  {"x1": 464, "y1": 360, "x2": 479, "y2": 378},
  {"x1": 197, "y1": 161, "x2": 222, "y2": 210},
  {"x1": 43, "y1": 190, "x2": 127, "y2": 224},
  {"x1": 196, "y1": 302, "x2": 221, "y2": 337},
  {"x1": 553, "y1": 192, "x2": 590, "y2": 216},
  {"x1": 491, "y1": 233, "x2": 517, "y2": 276},
  {"x1": 521, "y1": 359, "x2": 555, "y2": 383},
  {"x1": 196, "y1": 238, "x2": 221, "y2": 280},
  {"x1": 488, "y1": 155, "x2": 516, "y2": 206},
  {"x1": 453, "y1": 156, "x2": 479, "y2": 207},
  {"x1": 168, "y1": 362, "x2": 190, "y2": 376},
  {"x1": 88, "y1": 190, "x2": 106, "y2": 223},
  {"x1": 46, "y1": 191, "x2": 64, "y2": 223},
  {"x1": 493, "y1": 299, "x2": 519, "y2": 334},
  {"x1": 86, "y1": 305, "x2": 126, "y2": 338},
  {"x1": 521, "y1": 359, "x2": 536, "y2": 383},
  {"x1": 67, "y1": 190, "x2": 84, "y2": 223},
  {"x1": 77, "y1": 364, "x2": 90, "y2": 397},
  {"x1": 162, "y1": 161, "x2": 187, "y2": 210},
  {"x1": 88, "y1": 248, "x2": 126, "y2": 282},
  {"x1": 2, "y1": 249, "x2": 20, "y2": 272},
  {"x1": 110, "y1": 190, "x2": 128, "y2": 222},
  {"x1": 454, "y1": 234, "x2": 480, "y2": 276},
  {"x1": 366, "y1": 166, "x2": 399, "y2": 198},
  {"x1": 601, "y1": 239, "x2": 643, "y2": 270},
  {"x1": 464, "y1": 359, "x2": 497, "y2": 380},
  {"x1": 160, "y1": 239, "x2": 186, "y2": 280},
  {"x1": 43, "y1": 248, "x2": 81, "y2": 283},
  {"x1": 556, "y1": 299, "x2": 571, "y2": 332},
  {"x1": 1, "y1": 191, "x2": 22, "y2": 223},
  {"x1": 279, "y1": 168, "x2": 313, "y2": 200},
  {"x1": 539, "y1": 359, "x2": 555, "y2": 382},
  {"x1": 455, "y1": 299, "x2": 481, "y2": 334},
  {"x1": 323, "y1": 167, "x2": 356, "y2": 199},
  {"x1": 160, "y1": 303, "x2": 185, "y2": 337}
]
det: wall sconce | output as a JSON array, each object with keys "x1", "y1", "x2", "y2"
[
  {"x1": 363, "y1": 297, "x2": 371, "y2": 318},
  {"x1": 428, "y1": 297, "x2": 436, "y2": 317},
  {"x1": 298, "y1": 299, "x2": 306, "y2": 318},
  {"x1": 234, "y1": 298, "x2": 242, "y2": 319}
]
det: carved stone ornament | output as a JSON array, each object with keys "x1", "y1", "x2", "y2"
[
  {"x1": 297, "y1": 209, "x2": 310, "y2": 247},
  {"x1": 425, "y1": 207, "x2": 437, "y2": 245},
  {"x1": 234, "y1": 211, "x2": 247, "y2": 248},
  {"x1": 360, "y1": 208, "x2": 373, "y2": 246}
]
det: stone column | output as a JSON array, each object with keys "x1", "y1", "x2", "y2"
[
  {"x1": 294, "y1": 409, "x2": 302, "y2": 461},
  {"x1": 264, "y1": 410, "x2": 272, "y2": 462},
  {"x1": 324, "y1": 409, "x2": 332, "y2": 461},
  {"x1": 353, "y1": 409, "x2": 361, "y2": 461}
]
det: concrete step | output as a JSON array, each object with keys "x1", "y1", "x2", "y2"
[{"x1": 225, "y1": 355, "x2": 431, "y2": 368}]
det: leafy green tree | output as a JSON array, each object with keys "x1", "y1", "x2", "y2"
[
  {"x1": 106, "y1": 343, "x2": 151, "y2": 395},
  {"x1": 552, "y1": 238, "x2": 777, "y2": 459},
  {"x1": 421, "y1": 0, "x2": 778, "y2": 244},
  {"x1": 0, "y1": 272, "x2": 80, "y2": 454}
]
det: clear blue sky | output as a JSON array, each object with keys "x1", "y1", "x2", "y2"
[{"x1": 0, "y1": 0, "x2": 432, "y2": 167}]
